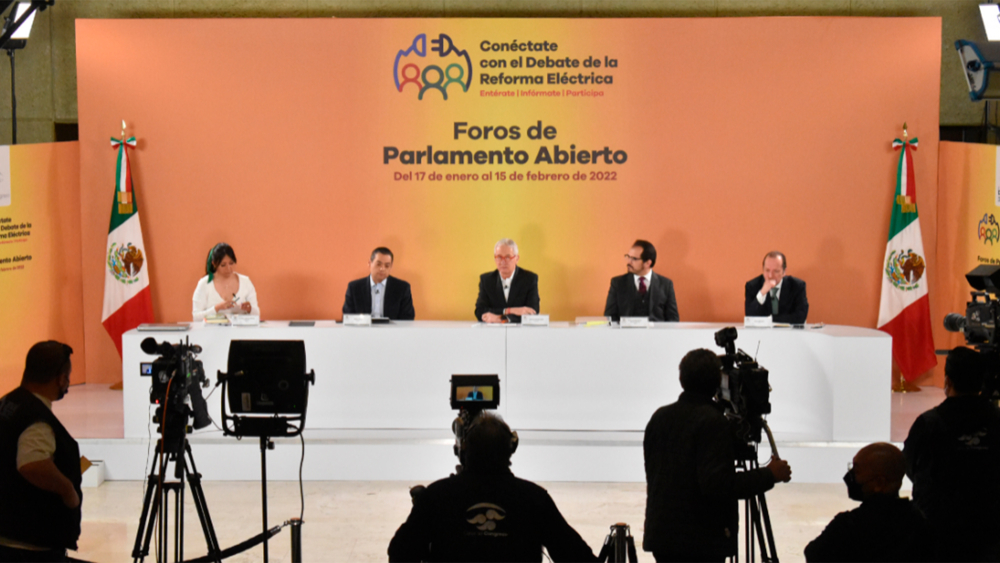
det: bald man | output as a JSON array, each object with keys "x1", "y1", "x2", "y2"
[{"x1": 804, "y1": 443, "x2": 929, "y2": 562}]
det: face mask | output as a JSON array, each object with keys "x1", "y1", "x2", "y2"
[{"x1": 843, "y1": 469, "x2": 864, "y2": 502}]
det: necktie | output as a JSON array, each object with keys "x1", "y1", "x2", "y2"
[
  {"x1": 770, "y1": 287, "x2": 779, "y2": 316},
  {"x1": 638, "y1": 276, "x2": 647, "y2": 297}
]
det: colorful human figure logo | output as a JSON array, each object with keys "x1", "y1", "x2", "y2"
[{"x1": 393, "y1": 33, "x2": 472, "y2": 100}]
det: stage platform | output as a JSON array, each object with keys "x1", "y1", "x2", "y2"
[{"x1": 60, "y1": 381, "x2": 942, "y2": 484}]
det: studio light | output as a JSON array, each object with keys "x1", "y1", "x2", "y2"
[
  {"x1": 956, "y1": 40, "x2": 1000, "y2": 100},
  {"x1": 0, "y1": 1, "x2": 54, "y2": 144},
  {"x1": 981, "y1": 3, "x2": 1000, "y2": 41}
]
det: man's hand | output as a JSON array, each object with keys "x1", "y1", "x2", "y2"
[
  {"x1": 481, "y1": 312, "x2": 504, "y2": 323},
  {"x1": 759, "y1": 277, "x2": 778, "y2": 298},
  {"x1": 18, "y1": 458, "x2": 79, "y2": 507},
  {"x1": 766, "y1": 457, "x2": 792, "y2": 482},
  {"x1": 509, "y1": 306, "x2": 536, "y2": 316}
]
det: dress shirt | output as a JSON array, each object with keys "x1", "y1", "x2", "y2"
[
  {"x1": 501, "y1": 270, "x2": 516, "y2": 302},
  {"x1": 370, "y1": 276, "x2": 387, "y2": 318},
  {"x1": 755, "y1": 278, "x2": 783, "y2": 305}
]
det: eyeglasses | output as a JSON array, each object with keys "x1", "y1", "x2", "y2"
[
  {"x1": 624, "y1": 254, "x2": 643, "y2": 262},
  {"x1": 495, "y1": 255, "x2": 517, "y2": 263}
]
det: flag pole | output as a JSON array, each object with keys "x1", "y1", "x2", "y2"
[{"x1": 890, "y1": 122, "x2": 923, "y2": 394}]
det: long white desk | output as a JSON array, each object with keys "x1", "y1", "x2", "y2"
[{"x1": 122, "y1": 322, "x2": 890, "y2": 443}]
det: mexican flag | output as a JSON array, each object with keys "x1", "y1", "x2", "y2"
[
  {"x1": 101, "y1": 135, "x2": 153, "y2": 356},
  {"x1": 876, "y1": 135, "x2": 937, "y2": 381}
]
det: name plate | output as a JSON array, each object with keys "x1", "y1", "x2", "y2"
[
  {"x1": 343, "y1": 314, "x2": 372, "y2": 326},
  {"x1": 226, "y1": 314, "x2": 260, "y2": 327},
  {"x1": 521, "y1": 314, "x2": 550, "y2": 326},
  {"x1": 620, "y1": 316, "x2": 651, "y2": 328},
  {"x1": 744, "y1": 315, "x2": 773, "y2": 328}
]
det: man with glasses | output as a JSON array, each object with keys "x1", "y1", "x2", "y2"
[
  {"x1": 475, "y1": 238, "x2": 539, "y2": 323},
  {"x1": 604, "y1": 240, "x2": 679, "y2": 322}
]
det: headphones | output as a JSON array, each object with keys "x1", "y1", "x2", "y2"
[{"x1": 458, "y1": 412, "x2": 519, "y2": 466}]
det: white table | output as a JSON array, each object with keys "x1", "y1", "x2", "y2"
[{"x1": 123, "y1": 321, "x2": 891, "y2": 443}]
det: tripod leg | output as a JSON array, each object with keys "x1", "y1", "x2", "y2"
[
  {"x1": 757, "y1": 493, "x2": 779, "y2": 563},
  {"x1": 132, "y1": 450, "x2": 163, "y2": 562},
  {"x1": 261, "y1": 437, "x2": 269, "y2": 563},
  {"x1": 184, "y1": 444, "x2": 223, "y2": 563}
]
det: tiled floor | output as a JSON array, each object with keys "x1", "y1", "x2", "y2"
[
  {"x1": 60, "y1": 383, "x2": 941, "y2": 562},
  {"x1": 80, "y1": 479, "x2": 872, "y2": 563}
]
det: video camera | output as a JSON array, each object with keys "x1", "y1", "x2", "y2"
[
  {"x1": 139, "y1": 337, "x2": 212, "y2": 451},
  {"x1": 943, "y1": 265, "x2": 1000, "y2": 399},
  {"x1": 449, "y1": 374, "x2": 517, "y2": 470},
  {"x1": 713, "y1": 327, "x2": 772, "y2": 461}
]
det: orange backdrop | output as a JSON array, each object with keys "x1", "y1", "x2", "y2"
[
  {"x1": 0, "y1": 142, "x2": 85, "y2": 391},
  {"x1": 75, "y1": 18, "x2": 942, "y2": 384}
]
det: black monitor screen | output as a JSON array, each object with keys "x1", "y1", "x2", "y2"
[{"x1": 226, "y1": 340, "x2": 308, "y2": 415}]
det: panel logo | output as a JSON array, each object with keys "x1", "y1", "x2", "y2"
[
  {"x1": 108, "y1": 241, "x2": 145, "y2": 284},
  {"x1": 884, "y1": 249, "x2": 925, "y2": 291},
  {"x1": 979, "y1": 213, "x2": 1000, "y2": 245},
  {"x1": 466, "y1": 502, "x2": 506, "y2": 534},
  {"x1": 394, "y1": 33, "x2": 473, "y2": 100}
]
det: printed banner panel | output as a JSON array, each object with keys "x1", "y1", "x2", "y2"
[
  {"x1": 0, "y1": 142, "x2": 85, "y2": 392},
  {"x1": 76, "y1": 18, "x2": 941, "y2": 383}
]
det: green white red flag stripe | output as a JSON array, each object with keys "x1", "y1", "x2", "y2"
[
  {"x1": 101, "y1": 135, "x2": 153, "y2": 356},
  {"x1": 876, "y1": 137, "x2": 936, "y2": 381}
]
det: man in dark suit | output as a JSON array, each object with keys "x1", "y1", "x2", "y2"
[
  {"x1": 475, "y1": 238, "x2": 539, "y2": 323},
  {"x1": 342, "y1": 247, "x2": 415, "y2": 320},
  {"x1": 744, "y1": 251, "x2": 808, "y2": 324},
  {"x1": 604, "y1": 240, "x2": 679, "y2": 322}
]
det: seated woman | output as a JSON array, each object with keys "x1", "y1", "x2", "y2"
[{"x1": 192, "y1": 242, "x2": 260, "y2": 321}]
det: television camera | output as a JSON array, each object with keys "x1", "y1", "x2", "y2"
[
  {"x1": 713, "y1": 327, "x2": 773, "y2": 459},
  {"x1": 139, "y1": 336, "x2": 212, "y2": 448},
  {"x1": 943, "y1": 265, "x2": 1000, "y2": 400},
  {"x1": 713, "y1": 327, "x2": 779, "y2": 563}
]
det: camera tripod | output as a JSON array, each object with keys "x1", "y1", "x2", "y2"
[
  {"x1": 734, "y1": 420, "x2": 779, "y2": 563},
  {"x1": 132, "y1": 435, "x2": 223, "y2": 563},
  {"x1": 736, "y1": 456, "x2": 778, "y2": 563},
  {"x1": 596, "y1": 523, "x2": 638, "y2": 563}
]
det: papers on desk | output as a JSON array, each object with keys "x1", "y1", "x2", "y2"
[
  {"x1": 575, "y1": 316, "x2": 611, "y2": 327},
  {"x1": 137, "y1": 323, "x2": 189, "y2": 332}
]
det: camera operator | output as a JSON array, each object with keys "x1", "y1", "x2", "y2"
[
  {"x1": 903, "y1": 346, "x2": 1000, "y2": 562},
  {"x1": 804, "y1": 442, "x2": 930, "y2": 562},
  {"x1": 0, "y1": 341, "x2": 82, "y2": 562},
  {"x1": 387, "y1": 413, "x2": 597, "y2": 562},
  {"x1": 643, "y1": 348, "x2": 791, "y2": 563}
]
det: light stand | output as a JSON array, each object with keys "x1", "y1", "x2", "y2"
[
  {"x1": 0, "y1": 1, "x2": 52, "y2": 144},
  {"x1": 219, "y1": 339, "x2": 315, "y2": 563}
]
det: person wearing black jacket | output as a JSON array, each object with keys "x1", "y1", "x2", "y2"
[
  {"x1": 744, "y1": 251, "x2": 808, "y2": 324},
  {"x1": 643, "y1": 349, "x2": 791, "y2": 563},
  {"x1": 342, "y1": 247, "x2": 415, "y2": 320},
  {"x1": 0, "y1": 341, "x2": 82, "y2": 563},
  {"x1": 903, "y1": 346, "x2": 1000, "y2": 562},
  {"x1": 604, "y1": 240, "x2": 679, "y2": 322},
  {"x1": 805, "y1": 442, "x2": 930, "y2": 562},
  {"x1": 388, "y1": 413, "x2": 596, "y2": 563},
  {"x1": 475, "y1": 238, "x2": 539, "y2": 324}
]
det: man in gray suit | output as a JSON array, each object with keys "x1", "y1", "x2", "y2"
[{"x1": 604, "y1": 240, "x2": 679, "y2": 322}]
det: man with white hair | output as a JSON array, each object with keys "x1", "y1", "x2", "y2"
[{"x1": 475, "y1": 238, "x2": 539, "y2": 323}]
